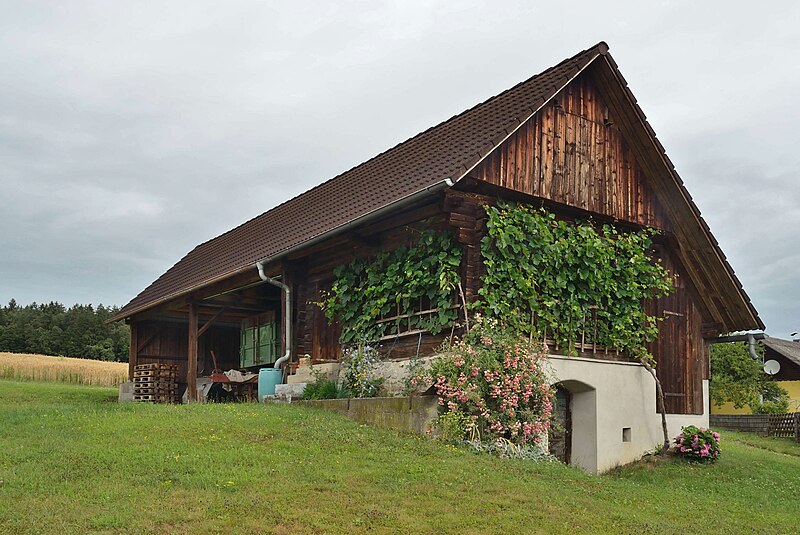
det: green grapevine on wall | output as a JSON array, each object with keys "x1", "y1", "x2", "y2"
[
  {"x1": 479, "y1": 202, "x2": 673, "y2": 360},
  {"x1": 320, "y1": 230, "x2": 463, "y2": 346}
]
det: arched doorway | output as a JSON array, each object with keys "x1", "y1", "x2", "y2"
[{"x1": 549, "y1": 384, "x2": 572, "y2": 463}]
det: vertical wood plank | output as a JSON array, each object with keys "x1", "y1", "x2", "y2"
[
  {"x1": 523, "y1": 121, "x2": 532, "y2": 194},
  {"x1": 468, "y1": 75, "x2": 668, "y2": 233},
  {"x1": 535, "y1": 112, "x2": 543, "y2": 196}
]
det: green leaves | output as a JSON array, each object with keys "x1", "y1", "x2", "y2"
[
  {"x1": 319, "y1": 230, "x2": 462, "y2": 345},
  {"x1": 479, "y1": 203, "x2": 673, "y2": 358},
  {"x1": 710, "y1": 341, "x2": 789, "y2": 412}
]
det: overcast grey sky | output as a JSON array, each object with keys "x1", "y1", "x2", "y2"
[{"x1": 1, "y1": 1, "x2": 798, "y2": 337}]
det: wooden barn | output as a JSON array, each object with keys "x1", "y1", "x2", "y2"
[{"x1": 111, "y1": 42, "x2": 762, "y2": 472}]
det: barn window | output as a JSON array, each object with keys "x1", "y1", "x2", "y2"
[{"x1": 239, "y1": 312, "x2": 279, "y2": 367}]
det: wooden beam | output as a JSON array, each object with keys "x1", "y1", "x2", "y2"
[
  {"x1": 171, "y1": 270, "x2": 265, "y2": 311},
  {"x1": 128, "y1": 320, "x2": 138, "y2": 381},
  {"x1": 187, "y1": 303, "x2": 198, "y2": 403},
  {"x1": 701, "y1": 322, "x2": 724, "y2": 339},
  {"x1": 198, "y1": 307, "x2": 226, "y2": 337}
]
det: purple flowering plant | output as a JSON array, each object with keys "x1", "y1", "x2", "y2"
[
  {"x1": 673, "y1": 425, "x2": 721, "y2": 463},
  {"x1": 425, "y1": 315, "x2": 554, "y2": 445}
]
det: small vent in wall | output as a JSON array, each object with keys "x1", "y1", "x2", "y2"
[{"x1": 622, "y1": 427, "x2": 632, "y2": 443}]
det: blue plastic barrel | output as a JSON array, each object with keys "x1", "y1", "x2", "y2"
[{"x1": 258, "y1": 368, "x2": 283, "y2": 401}]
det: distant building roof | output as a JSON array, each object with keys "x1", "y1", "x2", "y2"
[{"x1": 763, "y1": 337, "x2": 800, "y2": 368}]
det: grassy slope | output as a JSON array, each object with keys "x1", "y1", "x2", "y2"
[{"x1": 0, "y1": 381, "x2": 798, "y2": 534}]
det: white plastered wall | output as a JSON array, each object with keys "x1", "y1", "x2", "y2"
[{"x1": 548, "y1": 355, "x2": 709, "y2": 474}]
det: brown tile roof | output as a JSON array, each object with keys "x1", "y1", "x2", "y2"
[
  {"x1": 112, "y1": 42, "x2": 608, "y2": 321},
  {"x1": 763, "y1": 338, "x2": 800, "y2": 368},
  {"x1": 114, "y1": 40, "x2": 763, "y2": 332}
]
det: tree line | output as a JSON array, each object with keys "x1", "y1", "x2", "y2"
[{"x1": 0, "y1": 299, "x2": 129, "y2": 361}]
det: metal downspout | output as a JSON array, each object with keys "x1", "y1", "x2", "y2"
[
  {"x1": 746, "y1": 333, "x2": 759, "y2": 362},
  {"x1": 255, "y1": 261, "x2": 291, "y2": 380},
  {"x1": 251, "y1": 177, "x2": 455, "y2": 382},
  {"x1": 747, "y1": 333, "x2": 763, "y2": 404}
]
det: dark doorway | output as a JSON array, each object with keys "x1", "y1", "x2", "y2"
[{"x1": 549, "y1": 385, "x2": 572, "y2": 464}]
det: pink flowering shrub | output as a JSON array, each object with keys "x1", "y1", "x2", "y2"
[
  {"x1": 427, "y1": 315, "x2": 553, "y2": 445},
  {"x1": 673, "y1": 425, "x2": 721, "y2": 463}
]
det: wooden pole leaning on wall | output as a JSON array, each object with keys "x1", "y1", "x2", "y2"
[{"x1": 187, "y1": 302, "x2": 198, "y2": 403}]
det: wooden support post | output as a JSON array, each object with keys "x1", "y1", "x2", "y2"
[
  {"x1": 187, "y1": 303, "x2": 198, "y2": 403},
  {"x1": 128, "y1": 320, "x2": 138, "y2": 381}
]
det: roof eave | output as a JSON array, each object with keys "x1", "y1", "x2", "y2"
[
  {"x1": 109, "y1": 178, "x2": 455, "y2": 323},
  {"x1": 594, "y1": 54, "x2": 763, "y2": 332}
]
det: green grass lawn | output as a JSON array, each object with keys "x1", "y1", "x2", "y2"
[{"x1": 1, "y1": 380, "x2": 798, "y2": 534}]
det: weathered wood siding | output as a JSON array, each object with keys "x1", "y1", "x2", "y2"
[
  {"x1": 466, "y1": 72, "x2": 709, "y2": 415},
  {"x1": 472, "y1": 74, "x2": 671, "y2": 232},
  {"x1": 129, "y1": 319, "x2": 239, "y2": 385},
  {"x1": 292, "y1": 201, "x2": 454, "y2": 362},
  {"x1": 646, "y1": 249, "x2": 708, "y2": 415},
  {"x1": 764, "y1": 347, "x2": 800, "y2": 381}
]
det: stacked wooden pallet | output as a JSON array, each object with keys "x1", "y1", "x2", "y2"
[{"x1": 132, "y1": 363, "x2": 178, "y2": 403}]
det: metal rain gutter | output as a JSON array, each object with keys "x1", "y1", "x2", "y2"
[
  {"x1": 255, "y1": 262, "x2": 292, "y2": 377},
  {"x1": 251, "y1": 177, "x2": 455, "y2": 380},
  {"x1": 253, "y1": 177, "x2": 454, "y2": 270},
  {"x1": 709, "y1": 332, "x2": 767, "y2": 361}
]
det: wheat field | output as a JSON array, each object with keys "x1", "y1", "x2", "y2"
[{"x1": 0, "y1": 352, "x2": 128, "y2": 386}]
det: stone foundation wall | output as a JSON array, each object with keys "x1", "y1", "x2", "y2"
[
  {"x1": 298, "y1": 395, "x2": 440, "y2": 435},
  {"x1": 288, "y1": 356, "x2": 437, "y2": 396},
  {"x1": 374, "y1": 356, "x2": 436, "y2": 394}
]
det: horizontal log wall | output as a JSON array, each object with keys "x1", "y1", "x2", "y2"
[
  {"x1": 443, "y1": 190, "x2": 490, "y2": 303},
  {"x1": 442, "y1": 188, "x2": 707, "y2": 415},
  {"x1": 293, "y1": 201, "x2": 454, "y2": 363}
]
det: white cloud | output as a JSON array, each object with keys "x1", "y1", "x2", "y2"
[{"x1": 0, "y1": 0, "x2": 798, "y2": 335}]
